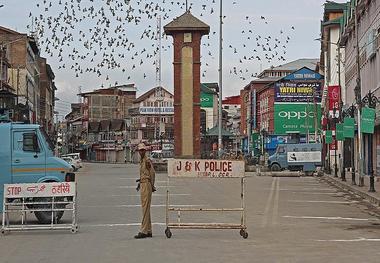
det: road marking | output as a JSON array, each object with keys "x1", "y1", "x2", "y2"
[
  {"x1": 272, "y1": 177, "x2": 280, "y2": 225},
  {"x1": 111, "y1": 194, "x2": 191, "y2": 197},
  {"x1": 84, "y1": 223, "x2": 166, "y2": 228},
  {"x1": 315, "y1": 238, "x2": 380, "y2": 242},
  {"x1": 118, "y1": 178, "x2": 168, "y2": 184},
  {"x1": 291, "y1": 192, "x2": 339, "y2": 195},
  {"x1": 282, "y1": 215, "x2": 374, "y2": 221},
  {"x1": 288, "y1": 200, "x2": 358, "y2": 204},
  {"x1": 262, "y1": 178, "x2": 277, "y2": 228},
  {"x1": 117, "y1": 186, "x2": 175, "y2": 189},
  {"x1": 278, "y1": 188, "x2": 333, "y2": 191},
  {"x1": 82, "y1": 204, "x2": 206, "y2": 208}
]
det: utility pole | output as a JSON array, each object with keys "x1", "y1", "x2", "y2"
[
  {"x1": 156, "y1": 16, "x2": 164, "y2": 150},
  {"x1": 354, "y1": 4, "x2": 364, "y2": 187},
  {"x1": 337, "y1": 45, "x2": 346, "y2": 181},
  {"x1": 218, "y1": 0, "x2": 223, "y2": 159}
]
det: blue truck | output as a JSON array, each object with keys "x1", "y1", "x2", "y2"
[
  {"x1": 0, "y1": 117, "x2": 75, "y2": 223},
  {"x1": 267, "y1": 143, "x2": 322, "y2": 173}
]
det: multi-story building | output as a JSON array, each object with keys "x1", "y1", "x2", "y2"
[
  {"x1": 339, "y1": 0, "x2": 380, "y2": 176},
  {"x1": 129, "y1": 87, "x2": 174, "y2": 150},
  {"x1": 0, "y1": 43, "x2": 16, "y2": 112},
  {"x1": 81, "y1": 84, "x2": 137, "y2": 123},
  {"x1": 222, "y1": 95, "x2": 241, "y2": 136},
  {"x1": 240, "y1": 58, "x2": 320, "y2": 155},
  {"x1": 0, "y1": 26, "x2": 40, "y2": 123},
  {"x1": 78, "y1": 84, "x2": 137, "y2": 162},
  {"x1": 39, "y1": 57, "x2": 56, "y2": 136},
  {"x1": 320, "y1": 1, "x2": 348, "y2": 173}
]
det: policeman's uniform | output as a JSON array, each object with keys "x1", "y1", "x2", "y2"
[{"x1": 139, "y1": 153, "x2": 155, "y2": 235}]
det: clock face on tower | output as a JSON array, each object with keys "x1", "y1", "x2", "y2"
[{"x1": 184, "y1": 33, "x2": 192, "y2": 43}]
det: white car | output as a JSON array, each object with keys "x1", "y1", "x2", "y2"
[
  {"x1": 62, "y1": 157, "x2": 81, "y2": 171},
  {"x1": 62, "y1": 153, "x2": 82, "y2": 168}
]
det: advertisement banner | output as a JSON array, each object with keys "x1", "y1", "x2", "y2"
[
  {"x1": 361, "y1": 107, "x2": 376, "y2": 134},
  {"x1": 336, "y1": 123, "x2": 344, "y2": 141},
  {"x1": 328, "y1": 86, "x2": 340, "y2": 117},
  {"x1": 343, "y1": 117, "x2": 355, "y2": 138},
  {"x1": 325, "y1": 130, "x2": 333, "y2": 144},
  {"x1": 274, "y1": 103, "x2": 321, "y2": 134},
  {"x1": 287, "y1": 152, "x2": 321, "y2": 163},
  {"x1": 274, "y1": 82, "x2": 322, "y2": 103},
  {"x1": 200, "y1": 93, "x2": 214, "y2": 108},
  {"x1": 168, "y1": 159, "x2": 245, "y2": 178}
]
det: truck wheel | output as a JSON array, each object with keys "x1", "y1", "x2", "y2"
[
  {"x1": 270, "y1": 163, "x2": 281, "y2": 171},
  {"x1": 33, "y1": 197, "x2": 65, "y2": 224}
]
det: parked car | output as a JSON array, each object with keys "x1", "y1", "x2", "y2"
[
  {"x1": 62, "y1": 153, "x2": 82, "y2": 168},
  {"x1": 150, "y1": 150, "x2": 174, "y2": 163},
  {"x1": 62, "y1": 157, "x2": 81, "y2": 171}
]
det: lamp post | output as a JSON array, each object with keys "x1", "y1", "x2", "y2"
[
  {"x1": 342, "y1": 104, "x2": 357, "y2": 185},
  {"x1": 361, "y1": 90, "x2": 379, "y2": 192},
  {"x1": 218, "y1": 0, "x2": 223, "y2": 159},
  {"x1": 124, "y1": 117, "x2": 131, "y2": 163}
]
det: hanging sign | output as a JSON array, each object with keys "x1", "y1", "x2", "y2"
[
  {"x1": 325, "y1": 130, "x2": 333, "y2": 144},
  {"x1": 343, "y1": 117, "x2": 355, "y2": 138},
  {"x1": 361, "y1": 107, "x2": 375, "y2": 134},
  {"x1": 336, "y1": 123, "x2": 344, "y2": 141}
]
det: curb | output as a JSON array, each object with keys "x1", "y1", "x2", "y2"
[{"x1": 320, "y1": 175, "x2": 380, "y2": 207}]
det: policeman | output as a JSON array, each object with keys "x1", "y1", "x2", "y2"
[{"x1": 134, "y1": 143, "x2": 156, "y2": 239}]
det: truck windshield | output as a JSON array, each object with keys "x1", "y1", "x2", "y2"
[{"x1": 40, "y1": 128, "x2": 55, "y2": 151}]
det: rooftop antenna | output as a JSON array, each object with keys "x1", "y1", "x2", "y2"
[{"x1": 186, "y1": 0, "x2": 188, "y2": 11}]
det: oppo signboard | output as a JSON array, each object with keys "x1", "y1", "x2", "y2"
[{"x1": 274, "y1": 103, "x2": 321, "y2": 134}]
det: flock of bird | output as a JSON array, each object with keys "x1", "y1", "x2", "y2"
[{"x1": 30, "y1": 0, "x2": 296, "y2": 84}]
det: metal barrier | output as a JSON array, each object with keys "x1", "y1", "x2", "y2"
[
  {"x1": 1, "y1": 182, "x2": 78, "y2": 234},
  {"x1": 165, "y1": 159, "x2": 248, "y2": 239}
]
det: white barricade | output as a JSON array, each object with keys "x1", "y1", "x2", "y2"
[
  {"x1": 2, "y1": 182, "x2": 78, "y2": 234},
  {"x1": 165, "y1": 159, "x2": 248, "y2": 239}
]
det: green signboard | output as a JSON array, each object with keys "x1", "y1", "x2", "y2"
[
  {"x1": 361, "y1": 107, "x2": 376, "y2": 134},
  {"x1": 343, "y1": 117, "x2": 355, "y2": 138},
  {"x1": 274, "y1": 103, "x2": 321, "y2": 134},
  {"x1": 336, "y1": 123, "x2": 344, "y2": 141},
  {"x1": 200, "y1": 92, "x2": 214, "y2": 108},
  {"x1": 325, "y1": 130, "x2": 333, "y2": 144}
]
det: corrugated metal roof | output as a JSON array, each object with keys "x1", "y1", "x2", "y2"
[{"x1": 271, "y1": 58, "x2": 319, "y2": 71}]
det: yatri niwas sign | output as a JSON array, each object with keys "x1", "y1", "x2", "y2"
[
  {"x1": 168, "y1": 159, "x2": 245, "y2": 178},
  {"x1": 274, "y1": 82, "x2": 322, "y2": 103}
]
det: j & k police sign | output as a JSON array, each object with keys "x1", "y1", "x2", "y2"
[{"x1": 168, "y1": 159, "x2": 245, "y2": 178}]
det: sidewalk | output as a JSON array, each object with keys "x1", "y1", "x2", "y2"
[{"x1": 321, "y1": 171, "x2": 380, "y2": 207}]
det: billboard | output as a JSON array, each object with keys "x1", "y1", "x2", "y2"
[
  {"x1": 274, "y1": 103, "x2": 322, "y2": 134},
  {"x1": 200, "y1": 93, "x2": 213, "y2": 108},
  {"x1": 274, "y1": 82, "x2": 322, "y2": 102}
]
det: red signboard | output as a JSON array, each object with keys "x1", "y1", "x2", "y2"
[
  {"x1": 328, "y1": 86, "x2": 340, "y2": 111},
  {"x1": 329, "y1": 137, "x2": 338, "y2": 150}
]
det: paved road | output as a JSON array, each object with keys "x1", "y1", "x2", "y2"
[{"x1": 0, "y1": 163, "x2": 379, "y2": 263}]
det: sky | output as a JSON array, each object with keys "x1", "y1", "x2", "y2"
[{"x1": 0, "y1": 0, "x2": 346, "y2": 117}]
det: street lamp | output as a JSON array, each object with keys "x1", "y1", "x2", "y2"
[
  {"x1": 342, "y1": 104, "x2": 356, "y2": 184},
  {"x1": 361, "y1": 90, "x2": 379, "y2": 192}
]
